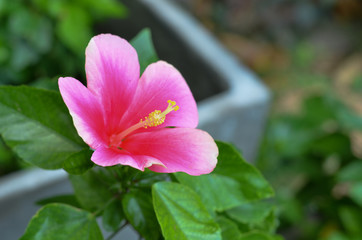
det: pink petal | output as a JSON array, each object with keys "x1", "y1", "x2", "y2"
[
  {"x1": 58, "y1": 77, "x2": 107, "y2": 149},
  {"x1": 85, "y1": 34, "x2": 140, "y2": 136},
  {"x1": 120, "y1": 61, "x2": 198, "y2": 133},
  {"x1": 121, "y1": 128, "x2": 218, "y2": 175},
  {"x1": 91, "y1": 146, "x2": 165, "y2": 171}
]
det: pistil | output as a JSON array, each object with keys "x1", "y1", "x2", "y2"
[{"x1": 110, "y1": 100, "x2": 179, "y2": 146}]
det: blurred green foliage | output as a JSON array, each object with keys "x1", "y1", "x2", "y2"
[
  {"x1": 258, "y1": 92, "x2": 362, "y2": 240},
  {"x1": 0, "y1": 0, "x2": 127, "y2": 176},
  {"x1": 181, "y1": 0, "x2": 362, "y2": 239},
  {"x1": 255, "y1": 27, "x2": 362, "y2": 239},
  {"x1": 351, "y1": 75, "x2": 362, "y2": 94},
  {"x1": 0, "y1": 0, "x2": 126, "y2": 85}
]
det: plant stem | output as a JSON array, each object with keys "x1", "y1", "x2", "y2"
[{"x1": 106, "y1": 221, "x2": 128, "y2": 240}]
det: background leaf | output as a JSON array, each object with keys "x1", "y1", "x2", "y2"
[
  {"x1": 36, "y1": 194, "x2": 81, "y2": 208},
  {"x1": 102, "y1": 200, "x2": 124, "y2": 232},
  {"x1": 214, "y1": 141, "x2": 274, "y2": 199},
  {"x1": 20, "y1": 203, "x2": 103, "y2": 240},
  {"x1": 226, "y1": 200, "x2": 275, "y2": 226},
  {"x1": 0, "y1": 86, "x2": 87, "y2": 169},
  {"x1": 349, "y1": 182, "x2": 362, "y2": 207},
  {"x1": 62, "y1": 148, "x2": 94, "y2": 175},
  {"x1": 56, "y1": 5, "x2": 92, "y2": 56},
  {"x1": 69, "y1": 169, "x2": 113, "y2": 211},
  {"x1": 152, "y1": 182, "x2": 222, "y2": 240},
  {"x1": 78, "y1": 0, "x2": 127, "y2": 18},
  {"x1": 130, "y1": 28, "x2": 158, "y2": 73},
  {"x1": 240, "y1": 231, "x2": 277, "y2": 240},
  {"x1": 175, "y1": 172, "x2": 245, "y2": 212},
  {"x1": 122, "y1": 190, "x2": 160, "y2": 240},
  {"x1": 337, "y1": 161, "x2": 362, "y2": 182},
  {"x1": 216, "y1": 216, "x2": 243, "y2": 240},
  {"x1": 338, "y1": 206, "x2": 362, "y2": 236}
]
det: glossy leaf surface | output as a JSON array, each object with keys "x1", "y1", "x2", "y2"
[{"x1": 152, "y1": 182, "x2": 222, "y2": 240}]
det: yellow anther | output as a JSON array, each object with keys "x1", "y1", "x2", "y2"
[
  {"x1": 141, "y1": 100, "x2": 179, "y2": 128},
  {"x1": 141, "y1": 110, "x2": 166, "y2": 128},
  {"x1": 109, "y1": 100, "x2": 180, "y2": 146}
]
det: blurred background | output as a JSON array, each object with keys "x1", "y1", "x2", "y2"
[
  {"x1": 175, "y1": 1, "x2": 362, "y2": 239},
  {"x1": 1, "y1": 0, "x2": 362, "y2": 239}
]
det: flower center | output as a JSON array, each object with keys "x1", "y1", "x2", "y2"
[
  {"x1": 109, "y1": 100, "x2": 179, "y2": 146},
  {"x1": 141, "y1": 100, "x2": 179, "y2": 128}
]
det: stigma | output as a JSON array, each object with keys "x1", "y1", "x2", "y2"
[{"x1": 109, "y1": 100, "x2": 179, "y2": 146}]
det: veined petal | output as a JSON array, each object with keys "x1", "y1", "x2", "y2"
[
  {"x1": 121, "y1": 128, "x2": 218, "y2": 175},
  {"x1": 91, "y1": 146, "x2": 165, "y2": 171},
  {"x1": 120, "y1": 61, "x2": 198, "y2": 133},
  {"x1": 85, "y1": 34, "x2": 140, "y2": 136},
  {"x1": 58, "y1": 77, "x2": 107, "y2": 149}
]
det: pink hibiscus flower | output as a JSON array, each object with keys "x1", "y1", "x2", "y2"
[{"x1": 59, "y1": 34, "x2": 218, "y2": 175}]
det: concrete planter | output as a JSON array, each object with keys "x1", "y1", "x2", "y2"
[{"x1": 0, "y1": 0, "x2": 270, "y2": 239}]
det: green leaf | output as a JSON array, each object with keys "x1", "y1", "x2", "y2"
[
  {"x1": 339, "y1": 206, "x2": 362, "y2": 236},
  {"x1": 20, "y1": 203, "x2": 103, "y2": 240},
  {"x1": 175, "y1": 141, "x2": 274, "y2": 212},
  {"x1": 131, "y1": 169, "x2": 169, "y2": 187},
  {"x1": 226, "y1": 200, "x2": 275, "y2": 225},
  {"x1": 30, "y1": 77, "x2": 60, "y2": 91},
  {"x1": 326, "y1": 232, "x2": 349, "y2": 240},
  {"x1": 0, "y1": 136, "x2": 19, "y2": 175},
  {"x1": 152, "y1": 182, "x2": 222, "y2": 240},
  {"x1": 308, "y1": 132, "x2": 352, "y2": 159},
  {"x1": 0, "y1": 86, "x2": 86, "y2": 169},
  {"x1": 79, "y1": 0, "x2": 128, "y2": 18},
  {"x1": 349, "y1": 181, "x2": 362, "y2": 207},
  {"x1": 302, "y1": 96, "x2": 336, "y2": 127},
  {"x1": 338, "y1": 161, "x2": 362, "y2": 182},
  {"x1": 336, "y1": 103, "x2": 362, "y2": 131},
  {"x1": 130, "y1": 29, "x2": 158, "y2": 73},
  {"x1": 259, "y1": 210, "x2": 279, "y2": 234},
  {"x1": 32, "y1": 0, "x2": 67, "y2": 18},
  {"x1": 122, "y1": 190, "x2": 160, "y2": 240},
  {"x1": 56, "y1": 5, "x2": 92, "y2": 56},
  {"x1": 102, "y1": 200, "x2": 124, "y2": 232},
  {"x1": 240, "y1": 231, "x2": 276, "y2": 240},
  {"x1": 62, "y1": 148, "x2": 94, "y2": 175},
  {"x1": 69, "y1": 169, "x2": 113, "y2": 211},
  {"x1": 216, "y1": 216, "x2": 243, "y2": 240},
  {"x1": 225, "y1": 201, "x2": 278, "y2": 234},
  {"x1": 175, "y1": 172, "x2": 244, "y2": 212},
  {"x1": 214, "y1": 141, "x2": 274, "y2": 197},
  {"x1": 0, "y1": 0, "x2": 7, "y2": 16},
  {"x1": 36, "y1": 194, "x2": 81, "y2": 208}
]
